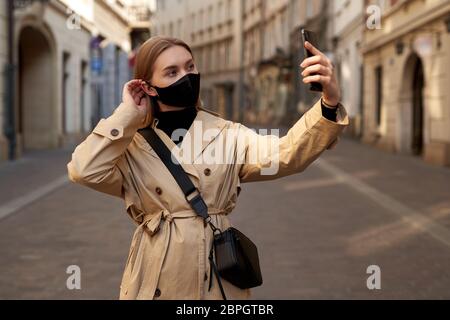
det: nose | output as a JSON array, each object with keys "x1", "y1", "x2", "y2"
[{"x1": 177, "y1": 70, "x2": 196, "y2": 82}]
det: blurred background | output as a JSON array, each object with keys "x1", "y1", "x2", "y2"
[{"x1": 0, "y1": 0, "x2": 449, "y2": 299}]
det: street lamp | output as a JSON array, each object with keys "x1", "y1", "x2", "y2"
[
  {"x1": 445, "y1": 15, "x2": 450, "y2": 33},
  {"x1": 395, "y1": 40, "x2": 405, "y2": 55}
]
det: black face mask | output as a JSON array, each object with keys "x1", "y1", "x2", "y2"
[{"x1": 150, "y1": 72, "x2": 200, "y2": 109}]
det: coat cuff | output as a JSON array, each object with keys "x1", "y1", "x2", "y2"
[
  {"x1": 307, "y1": 99, "x2": 349, "y2": 127},
  {"x1": 92, "y1": 102, "x2": 144, "y2": 140},
  {"x1": 321, "y1": 98, "x2": 338, "y2": 122},
  {"x1": 307, "y1": 99, "x2": 349, "y2": 150}
]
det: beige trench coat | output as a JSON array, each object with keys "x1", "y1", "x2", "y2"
[{"x1": 67, "y1": 98, "x2": 349, "y2": 300}]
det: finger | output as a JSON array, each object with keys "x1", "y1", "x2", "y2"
[
  {"x1": 301, "y1": 55, "x2": 331, "y2": 69},
  {"x1": 128, "y1": 79, "x2": 141, "y2": 90},
  {"x1": 128, "y1": 79, "x2": 140, "y2": 87},
  {"x1": 301, "y1": 64, "x2": 331, "y2": 77},
  {"x1": 303, "y1": 74, "x2": 331, "y2": 85},
  {"x1": 132, "y1": 85, "x2": 143, "y2": 95},
  {"x1": 132, "y1": 90, "x2": 145, "y2": 99},
  {"x1": 303, "y1": 55, "x2": 331, "y2": 69},
  {"x1": 304, "y1": 41, "x2": 323, "y2": 57},
  {"x1": 127, "y1": 82, "x2": 138, "y2": 92},
  {"x1": 134, "y1": 95, "x2": 141, "y2": 105},
  {"x1": 300, "y1": 55, "x2": 322, "y2": 69},
  {"x1": 136, "y1": 91, "x2": 146, "y2": 99}
]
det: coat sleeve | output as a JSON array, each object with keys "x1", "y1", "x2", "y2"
[
  {"x1": 67, "y1": 102, "x2": 144, "y2": 198},
  {"x1": 237, "y1": 99, "x2": 349, "y2": 183}
]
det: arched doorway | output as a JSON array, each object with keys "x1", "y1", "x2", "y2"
[
  {"x1": 411, "y1": 57, "x2": 424, "y2": 155},
  {"x1": 398, "y1": 53, "x2": 425, "y2": 156},
  {"x1": 18, "y1": 25, "x2": 55, "y2": 150}
]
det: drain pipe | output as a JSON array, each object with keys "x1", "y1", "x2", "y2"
[{"x1": 4, "y1": 0, "x2": 16, "y2": 160}]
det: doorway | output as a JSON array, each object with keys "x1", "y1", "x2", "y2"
[
  {"x1": 411, "y1": 57, "x2": 424, "y2": 155},
  {"x1": 18, "y1": 26, "x2": 56, "y2": 150}
]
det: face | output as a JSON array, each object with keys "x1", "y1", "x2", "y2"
[{"x1": 144, "y1": 45, "x2": 198, "y2": 97}]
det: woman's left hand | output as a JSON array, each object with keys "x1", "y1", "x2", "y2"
[{"x1": 300, "y1": 41, "x2": 341, "y2": 107}]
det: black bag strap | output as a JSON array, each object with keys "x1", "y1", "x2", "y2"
[
  {"x1": 137, "y1": 127, "x2": 209, "y2": 220},
  {"x1": 137, "y1": 127, "x2": 227, "y2": 300}
]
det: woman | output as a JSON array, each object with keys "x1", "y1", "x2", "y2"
[{"x1": 67, "y1": 36, "x2": 349, "y2": 300}]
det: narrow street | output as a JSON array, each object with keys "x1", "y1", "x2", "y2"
[{"x1": 0, "y1": 138, "x2": 449, "y2": 299}]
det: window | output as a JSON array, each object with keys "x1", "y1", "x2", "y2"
[
  {"x1": 375, "y1": 65, "x2": 383, "y2": 126},
  {"x1": 306, "y1": 0, "x2": 313, "y2": 18},
  {"x1": 199, "y1": 10, "x2": 204, "y2": 30},
  {"x1": 225, "y1": 40, "x2": 231, "y2": 68},
  {"x1": 209, "y1": 5, "x2": 213, "y2": 28},
  {"x1": 218, "y1": 1, "x2": 223, "y2": 23},
  {"x1": 177, "y1": 19, "x2": 182, "y2": 37},
  {"x1": 80, "y1": 60, "x2": 88, "y2": 132},
  {"x1": 226, "y1": 0, "x2": 232, "y2": 20},
  {"x1": 196, "y1": 48, "x2": 202, "y2": 72},
  {"x1": 157, "y1": 0, "x2": 165, "y2": 11},
  {"x1": 205, "y1": 46, "x2": 211, "y2": 72},
  {"x1": 62, "y1": 52, "x2": 70, "y2": 134}
]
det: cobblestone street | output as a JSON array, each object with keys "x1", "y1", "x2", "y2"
[{"x1": 0, "y1": 138, "x2": 449, "y2": 299}]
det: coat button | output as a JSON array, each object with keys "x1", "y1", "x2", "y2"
[
  {"x1": 154, "y1": 288, "x2": 161, "y2": 298},
  {"x1": 204, "y1": 168, "x2": 211, "y2": 176},
  {"x1": 155, "y1": 187, "x2": 162, "y2": 195},
  {"x1": 110, "y1": 128, "x2": 120, "y2": 137}
]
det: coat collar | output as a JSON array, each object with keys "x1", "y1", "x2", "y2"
[{"x1": 135, "y1": 109, "x2": 228, "y2": 183}]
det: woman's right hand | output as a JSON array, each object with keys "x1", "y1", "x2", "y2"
[{"x1": 122, "y1": 79, "x2": 151, "y2": 118}]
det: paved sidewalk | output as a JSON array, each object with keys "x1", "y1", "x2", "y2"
[
  {"x1": 0, "y1": 148, "x2": 74, "y2": 206},
  {"x1": 0, "y1": 138, "x2": 449, "y2": 299}
]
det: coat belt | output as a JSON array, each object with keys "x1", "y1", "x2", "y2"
[{"x1": 123, "y1": 207, "x2": 229, "y2": 299}]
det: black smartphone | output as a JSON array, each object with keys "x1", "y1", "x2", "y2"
[{"x1": 301, "y1": 29, "x2": 323, "y2": 92}]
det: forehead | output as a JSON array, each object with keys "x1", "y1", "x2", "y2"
[{"x1": 154, "y1": 45, "x2": 193, "y2": 72}]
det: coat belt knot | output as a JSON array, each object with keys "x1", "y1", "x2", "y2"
[
  {"x1": 144, "y1": 209, "x2": 190, "y2": 236},
  {"x1": 121, "y1": 207, "x2": 230, "y2": 299}
]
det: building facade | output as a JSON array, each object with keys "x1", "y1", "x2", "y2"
[
  {"x1": 0, "y1": 0, "x2": 151, "y2": 163},
  {"x1": 154, "y1": 0, "x2": 450, "y2": 167},
  {"x1": 0, "y1": 2, "x2": 8, "y2": 161},
  {"x1": 11, "y1": 0, "x2": 93, "y2": 156},
  {"x1": 154, "y1": 0, "x2": 242, "y2": 121},
  {"x1": 153, "y1": 0, "x2": 332, "y2": 126},
  {"x1": 362, "y1": 0, "x2": 450, "y2": 167},
  {"x1": 244, "y1": 0, "x2": 291, "y2": 126},
  {"x1": 331, "y1": 0, "x2": 365, "y2": 138}
]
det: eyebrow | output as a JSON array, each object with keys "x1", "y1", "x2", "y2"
[{"x1": 161, "y1": 59, "x2": 194, "y2": 73}]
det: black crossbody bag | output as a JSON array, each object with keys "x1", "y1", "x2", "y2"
[{"x1": 138, "y1": 127, "x2": 263, "y2": 300}]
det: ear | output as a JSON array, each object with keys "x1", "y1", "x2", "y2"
[{"x1": 141, "y1": 81, "x2": 158, "y2": 97}]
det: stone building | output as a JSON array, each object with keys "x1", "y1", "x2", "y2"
[
  {"x1": 0, "y1": 0, "x2": 152, "y2": 162},
  {"x1": 362, "y1": 0, "x2": 450, "y2": 167}
]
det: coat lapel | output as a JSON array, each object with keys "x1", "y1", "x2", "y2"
[
  {"x1": 135, "y1": 110, "x2": 228, "y2": 184},
  {"x1": 179, "y1": 110, "x2": 228, "y2": 164}
]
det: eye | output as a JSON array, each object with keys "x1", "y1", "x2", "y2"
[
  {"x1": 188, "y1": 64, "x2": 195, "y2": 70},
  {"x1": 167, "y1": 70, "x2": 177, "y2": 77}
]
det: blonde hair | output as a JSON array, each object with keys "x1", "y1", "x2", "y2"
[{"x1": 133, "y1": 36, "x2": 218, "y2": 125}]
